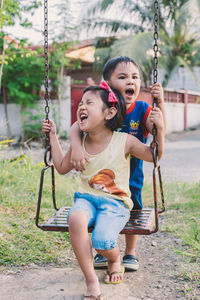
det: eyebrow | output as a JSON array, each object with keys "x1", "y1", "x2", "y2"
[
  {"x1": 78, "y1": 100, "x2": 84, "y2": 106},
  {"x1": 79, "y1": 98, "x2": 93, "y2": 104},
  {"x1": 118, "y1": 72, "x2": 139, "y2": 75}
]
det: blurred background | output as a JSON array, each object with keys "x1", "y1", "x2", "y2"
[
  {"x1": 1, "y1": 0, "x2": 200, "y2": 140},
  {"x1": 0, "y1": 4, "x2": 200, "y2": 296}
]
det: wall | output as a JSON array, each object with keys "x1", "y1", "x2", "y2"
[
  {"x1": 165, "y1": 103, "x2": 185, "y2": 133},
  {"x1": 139, "y1": 87, "x2": 200, "y2": 133},
  {"x1": 1, "y1": 82, "x2": 200, "y2": 139},
  {"x1": 187, "y1": 103, "x2": 200, "y2": 129},
  {"x1": 0, "y1": 76, "x2": 71, "y2": 139},
  {"x1": 0, "y1": 104, "x2": 22, "y2": 137}
]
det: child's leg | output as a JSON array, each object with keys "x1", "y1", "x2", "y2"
[
  {"x1": 69, "y1": 211, "x2": 101, "y2": 297},
  {"x1": 123, "y1": 234, "x2": 139, "y2": 270},
  {"x1": 91, "y1": 197, "x2": 130, "y2": 283},
  {"x1": 125, "y1": 234, "x2": 138, "y2": 255},
  {"x1": 97, "y1": 246, "x2": 123, "y2": 283},
  {"x1": 68, "y1": 195, "x2": 101, "y2": 299},
  {"x1": 122, "y1": 192, "x2": 141, "y2": 271}
]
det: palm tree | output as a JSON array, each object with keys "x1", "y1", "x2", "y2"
[
  {"x1": 159, "y1": 14, "x2": 200, "y2": 86},
  {"x1": 80, "y1": 0, "x2": 200, "y2": 87},
  {"x1": 92, "y1": 32, "x2": 154, "y2": 87},
  {"x1": 81, "y1": 0, "x2": 200, "y2": 34}
]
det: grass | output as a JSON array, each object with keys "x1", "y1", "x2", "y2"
[
  {"x1": 143, "y1": 180, "x2": 200, "y2": 285},
  {"x1": 0, "y1": 152, "x2": 79, "y2": 271},
  {"x1": 0, "y1": 149, "x2": 199, "y2": 289}
]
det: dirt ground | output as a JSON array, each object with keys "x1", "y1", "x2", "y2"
[{"x1": 0, "y1": 128, "x2": 200, "y2": 300}]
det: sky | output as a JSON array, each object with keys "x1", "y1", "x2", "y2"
[
  {"x1": 4, "y1": 0, "x2": 200, "y2": 45},
  {"x1": 4, "y1": 0, "x2": 86, "y2": 45},
  {"x1": 4, "y1": 0, "x2": 122, "y2": 45},
  {"x1": 5, "y1": 4, "x2": 49, "y2": 45}
]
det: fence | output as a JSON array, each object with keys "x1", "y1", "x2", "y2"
[
  {"x1": 0, "y1": 82, "x2": 200, "y2": 138},
  {"x1": 139, "y1": 87, "x2": 200, "y2": 133}
]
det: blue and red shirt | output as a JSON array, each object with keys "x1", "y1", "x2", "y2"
[{"x1": 120, "y1": 100, "x2": 151, "y2": 197}]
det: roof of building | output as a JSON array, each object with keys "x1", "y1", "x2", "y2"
[{"x1": 65, "y1": 45, "x2": 95, "y2": 63}]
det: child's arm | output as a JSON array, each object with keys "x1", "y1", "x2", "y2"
[
  {"x1": 126, "y1": 107, "x2": 165, "y2": 162},
  {"x1": 69, "y1": 121, "x2": 90, "y2": 171},
  {"x1": 42, "y1": 119, "x2": 73, "y2": 174},
  {"x1": 146, "y1": 83, "x2": 167, "y2": 133}
]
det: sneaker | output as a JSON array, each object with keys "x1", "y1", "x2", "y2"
[
  {"x1": 94, "y1": 254, "x2": 108, "y2": 269},
  {"x1": 122, "y1": 255, "x2": 139, "y2": 271}
]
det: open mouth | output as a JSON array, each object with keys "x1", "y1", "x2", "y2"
[
  {"x1": 80, "y1": 114, "x2": 88, "y2": 122},
  {"x1": 125, "y1": 88, "x2": 134, "y2": 97}
]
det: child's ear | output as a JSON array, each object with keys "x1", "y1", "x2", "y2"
[{"x1": 105, "y1": 107, "x2": 117, "y2": 120}]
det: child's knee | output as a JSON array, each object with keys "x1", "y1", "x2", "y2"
[{"x1": 68, "y1": 211, "x2": 88, "y2": 232}]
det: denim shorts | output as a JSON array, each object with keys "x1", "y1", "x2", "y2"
[{"x1": 67, "y1": 192, "x2": 130, "y2": 250}]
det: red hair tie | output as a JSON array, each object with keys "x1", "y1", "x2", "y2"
[{"x1": 99, "y1": 81, "x2": 118, "y2": 106}]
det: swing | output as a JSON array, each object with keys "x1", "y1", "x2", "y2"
[{"x1": 36, "y1": 0, "x2": 165, "y2": 235}]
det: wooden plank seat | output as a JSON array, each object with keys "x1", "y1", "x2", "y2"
[
  {"x1": 36, "y1": 166, "x2": 162, "y2": 235},
  {"x1": 40, "y1": 206, "x2": 156, "y2": 235}
]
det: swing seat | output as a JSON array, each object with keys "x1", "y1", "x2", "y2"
[
  {"x1": 38, "y1": 206, "x2": 156, "y2": 235},
  {"x1": 36, "y1": 165, "x2": 164, "y2": 235}
]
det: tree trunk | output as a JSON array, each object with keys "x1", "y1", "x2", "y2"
[
  {"x1": 3, "y1": 86, "x2": 12, "y2": 137},
  {"x1": 57, "y1": 65, "x2": 64, "y2": 134},
  {"x1": 0, "y1": 36, "x2": 7, "y2": 92},
  {"x1": 19, "y1": 104, "x2": 25, "y2": 142}
]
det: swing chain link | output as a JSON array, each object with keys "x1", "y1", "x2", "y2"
[
  {"x1": 151, "y1": 0, "x2": 165, "y2": 214},
  {"x1": 43, "y1": 0, "x2": 52, "y2": 166},
  {"x1": 151, "y1": 0, "x2": 159, "y2": 166},
  {"x1": 153, "y1": 0, "x2": 159, "y2": 92},
  {"x1": 44, "y1": 0, "x2": 50, "y2": 150}
]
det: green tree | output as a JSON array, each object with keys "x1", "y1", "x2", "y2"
[
  {"x1": 0, "y1": 37, "x2": 43, "y2": 137},
  {"x1": 1, "y1": 42, "x2": 43, "y2": 108},
  {"x1": 81, "y1": 0, "x2": 200, "y2": 87},
  {"x1": 93, "y1": 36, "x2": 117, "y2": 72},
  {"x1": 0, "y1": 0, "x2": 42, "y2": 28},
  {"x1": 159, "y1": 12, "x2": 200, "y2": 86},
  {"x1": 0, "y1": 0, "x2": 42, "y2": 136},
  {"x1": 51, "y1": 0, "x2": 77, "y2": 42},
  {"x1": 0, "y1": 0, "x2": 42, "y2": 86},
  {"x1": 45, "y1": 0, "x2": 81, "y2": 134},
  {"x1": 48, "y1": 41, "x2": 81, "y2": 133},
  {"x1": 93, "y1": 33, "x2": 154, "y2": 87}
]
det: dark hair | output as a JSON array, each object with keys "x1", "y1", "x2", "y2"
[
  {"x1": 83, "y1": 85, "x2": 126, "y2": 131},
  {"x1": 103, "y1": 56, "x2": 140, "y2": 80}
]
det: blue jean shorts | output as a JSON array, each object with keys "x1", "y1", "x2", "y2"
[{"x1": 67, "y1": 192, "x2": 130, "y2": 250}]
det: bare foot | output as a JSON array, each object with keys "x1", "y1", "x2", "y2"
[
  {"x1": 85, "y1": 275, "x2": 101, "y2": 299},
  {"x1": 104, "y1": 258, "x2": 124, "y2": 283}
]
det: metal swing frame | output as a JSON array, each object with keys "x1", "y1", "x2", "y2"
[{"x1": 35, "y1": 0, "x2": 165, "y2": 235}]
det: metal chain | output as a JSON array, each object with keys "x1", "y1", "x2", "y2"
[
  {"x1": 152, "y1": 0, "x2": 165, "y2": 214},
  {"x1": 151, "y1": 0, "x2": 159, "y2": 165},
  {"x1": 153, "y1": 0, "x2": 159, "y2": 98},
  {"x1": 44, "y1": 0, "x2": 50, "y2": 149}
]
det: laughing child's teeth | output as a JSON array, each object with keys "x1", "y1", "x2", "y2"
[
  {"x1": 80, "y1": 115, "x2": 88, "y2": 121},
  {"x1": 125, "y1": 88, "x2": 134, "y2": 96}
]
